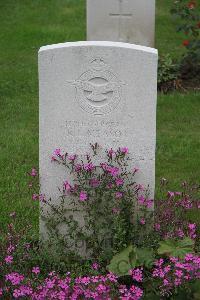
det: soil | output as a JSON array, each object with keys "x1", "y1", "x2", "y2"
[
  {"x1": 158, "y1": 77, "x2": 200, "y2": 94},
  {"x1": 181, "y1": 77, "x2": 200, "y2": 91}
]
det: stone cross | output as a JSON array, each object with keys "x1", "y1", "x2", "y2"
[
  {"x1": 87, "y1": 0, "x2": 155, "y2": 47},
  {"x1": 109, "y1": 0, "x2": 133, "y2": 41}
]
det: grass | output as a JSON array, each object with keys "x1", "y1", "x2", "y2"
[{"x1": 0, "y1": 0, "x2": 199, "y2": 233}]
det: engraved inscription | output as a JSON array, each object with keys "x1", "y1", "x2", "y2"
[
  {"x1": 64, "y1": 120, "x2": 126, "y2": 154},
  {"x1": 64, "y1": 121, "x2": 154, "y2": 161},
  {"x1": 68, "y1": 58, "x2": 125, "y2": 116},
  {"x1": 66, "y1": 120, "x2": 124, "y2": 138}
]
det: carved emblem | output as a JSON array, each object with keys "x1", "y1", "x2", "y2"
[{"x1": 68, "y1": 58, "x2": 124, "y2": 115}]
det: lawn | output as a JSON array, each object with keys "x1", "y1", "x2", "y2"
[{"x1": 0, "y1": 0, "x2": 199, "y2": 233}]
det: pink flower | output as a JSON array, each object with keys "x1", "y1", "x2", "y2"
[
  {"x1": 13, "y1": 286, "x2": 33, "y2": 297},
  {"x1": 84, "y1": 163, "x2": 95, "y2": 172},
  {"x1": 188, "y1": 223, "x2": 196, "y2": 230},
  {"x1": 7, "y1": 245, "x2": 15, "y2": 254},
  {"x1": 163, "y1": 279, "x2": 169, "y2": 286},
  {"x1": 108, "y1": 148, "x2": 115, "y2": 158},
  {"x1": 108, "y1": 166, "x2": 119, "y2": 177},
  {"x1": 107, "y1": 182, "x2": 113, "y2": 189},
  {"x1": 89, "y1": 178, "x2": 100, "y2": 188},
  {"x1": 115, "y1": 178, "x2": 124, "y2": 186},
  {"x1": 32, "y1": 194, "x2": 38, "y2": 201},
  {"x1": 115, "y1": 191, "x2": 123, "y2": 199},
  {"x1": 0, "y1": 289, "x2": 2, "y2": 297},
  {"x1": 137, "y1": 184, "x2": 144, "y2": 191},
  {"x1": 32, "y1": 266, "x2": 40, "y2": 275},
  {"x1": 170, "y1": 257, "x2": 178, "y2": 263},
  {"x1": 6, "y1": 272, "x2": 24, "y2": 285},
  {"x1": 175, "y1": 191, "x2": 182, "y2": 196},
  {"x1": 154, "y1": 223, "x2": 161, "y2": 231},
  {"x1": 188, "y1": 223, "x2": 196, "y2": 239},
  {"x1": 63, "y1": 180, "x2": 71, "y2": 192},
  {"x1": 75, "y1": 164, "x2": 82, "y2": 172},
  {"x1": 175, "y1": 270, "x2": 183, "y2": 278},
  {"x1": 100, "y1": 163, "x2": 109, "y2": 171},
  {"x1": 155, "y1": 258, "x2": 164, "y2": 267},
  {"x1": 39, "y1": 194, "x2": 45, "y2": 202},
  {"x1": 138, "y1": 195, "x2": 145, "y2": 205},
  {"x1": 130, "y1": 268, "x2": 143, "y2": 282},
  {"x1": 146, "y1": 199, "x2": 153, "y2": 208},
  {"x1": 79, "y1": 191, "x2": 88, "y2": 202},
  {"x1": 138, "y1": 196, "x2": 153, "y2": 208},
  {"x1": 174, "y1": 278, "x2": 182, "y2": 286},
  {"x1": 140, "y1": 218, "x2": 146, "y2": 225},
  {"x1": 30, "y1": 168, "x2": 37, "y2": 177},
  {"x1": 92, "y1": 262, "x2": 100, "y2": 270},
  {"x1": 176, "y1": 229, "x2": 184, "y2": 238},
  {"x1": 5, "y1": 255, "x2": 13, "y2": 264},
  {"x1": 53, "y1": 148, "x2": 61, "y2": 156},
  {"x1": 129, "y1": 285, "x2": 143, "y2": 299},
  {"x1": 68, "y1": 154, "x2": 77, "y2": 161},
  {"x1": 120, "y1": 147, "x2": 129, "y2": 154},
  {"x1": 167, "y1": 191, "x2": 175, "y2": 198}
]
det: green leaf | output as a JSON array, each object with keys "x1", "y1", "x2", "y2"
[
  {"x1": 107, "y1": 245, "x2": 136, "y2": 276},
  {"x1": 158, "y1": 237, "x2": 194, "y2": 258},
  {"x1": 107, "y1": 246, "x2": 155, "y2": 276},
  {"x1": 135, "y1": 248, "x2": 155, "y2": 268}
]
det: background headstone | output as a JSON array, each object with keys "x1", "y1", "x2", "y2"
[
  {"x1": 39, "y1": 41, "x2": 157, "y2": 241},
  {"x1": 87, "y1": 0, "x2": 155, "y2": 47}
]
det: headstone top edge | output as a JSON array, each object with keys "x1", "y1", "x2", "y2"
[{"x1": 38, "y1": 41, "x2": 158, "y2": 55}]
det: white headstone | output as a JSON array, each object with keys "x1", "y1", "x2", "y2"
[
  {"x1": 39, "y1": 41, "x2": 157, "y2": 241},
  {"x1": 87, "y1": 0, "x2": 155, "y2": 47}
]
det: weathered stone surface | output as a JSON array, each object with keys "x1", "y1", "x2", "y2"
[
  {"x1": 39, "y1": 41, "x2": 158, "y2": 240},
  {"x1": 87, "y1": 0, "x2": 155, "y2": 47}
]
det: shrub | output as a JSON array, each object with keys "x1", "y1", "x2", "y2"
[
  {"x1": 157, "y1": 54, "x2": 181, "y2": 93},
  {"x1": 171, "y1": 0, "x2": 200, "y2": 80}
]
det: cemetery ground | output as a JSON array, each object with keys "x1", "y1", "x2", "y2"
[{"x1": 0, "y1": 0, "x2": 199, "y2": 232}]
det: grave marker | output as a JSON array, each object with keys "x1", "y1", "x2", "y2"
[
  {"x1": 87, "y1": 0, "x2": 155, "y2": 47},
  {"x1": 39, "y1": 41, "x2": 158, "y2": 242}
]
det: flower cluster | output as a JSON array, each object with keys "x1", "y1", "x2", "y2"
[
  {"x1": 130, "y1": 268, "x2": 143, "y2": 282},
  {"x1": 36, "y1": 144, "x2": 150, "y2": 258},
  {"x1": 154, "y1": 185, "x2": 200, "y2": 241},
  {"x1": 19, "y1": 146, "x2": 200, "y2": 299},
  {"x1": 2, "y1": 267, "x2": 145, "y2": 299},
  {"x1": 152, "y1": 254, "x2": 200, "y2": 296}
]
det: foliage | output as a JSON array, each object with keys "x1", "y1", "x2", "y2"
[
  {"x1": 0, "y1": 208, "x2": 199, "y2": 299},
  {"x1": 0, "y1": 145, "x2": 200, "y2": 298},
  {"x1": 1, "y1": 0, "x2": 200, "y2": 232},
  {"x1": 171, "y1": 0, "x2": 200, "y2": 80},
  {"x1": 39, "y1": 144, "x2": 154, "y2": 262},
  {"x1": 107, "y1": 246, "x2": 154, "y2": 276},
  {"x1": 107, "y1": 245, "x2": 135, "y2": 276},
  {"x1": 157, "y1": 54, "x2": 180, "y2": 93},
  {"x1": 157, "y1": 237, "x2": 194, "y2": 258},
  {"x1": 4, "y1": 145, "x2": 196, "y2": 299}
]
